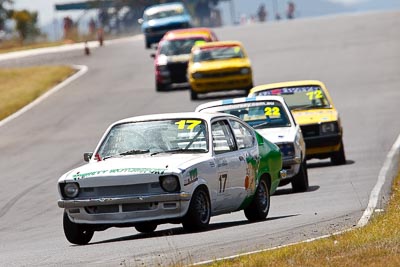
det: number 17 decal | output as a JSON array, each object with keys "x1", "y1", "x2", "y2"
[{"x1": 219, "y1": 173, "x2": 228, "y2": 193}]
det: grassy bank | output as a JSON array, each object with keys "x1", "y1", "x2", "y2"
[
  {"x1": 201, "y1": 170, "x2": 400, "y2": 267},
  {"x1": 0, "y1": 66, "x2": 76, "y2": 120}
]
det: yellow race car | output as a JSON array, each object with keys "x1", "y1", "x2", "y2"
[
  {"x1": 249, "y1": 80, "x2": 346, "y2": 165},
  {"x1": 187, "y1": 41, "x2": 253, "y2": 100}
]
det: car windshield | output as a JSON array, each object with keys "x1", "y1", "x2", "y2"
[
  {"x1": 96, "y1": 119, "x2": 208, "y2": 159},
  {"x1": 144, "y1": 7, "x2": 184, "y2": 20},
  {"x1": 253, "y1": 86, "x2": 331, "y2": 110},
  {"x1": 203, "y1": 101, "x2": 291, "y2": 129},
  {"x1": 160, "y1": 38, "x2": 206, "y2": 56},
  {"x1": 193, "y1": 45, "x2": 244, "y2": 62}
]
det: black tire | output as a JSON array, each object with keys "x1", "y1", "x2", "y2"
[
  {"x1": 156, "y1": 81, "x2": 167, "y2": 92},
  {"x1": 145, "y1": 39, "x2": 151, "y2": 49},
  {"x1": 190, "y1": 87, "x2": 198, "y2": 100},
  {"x1": 63, "y1": 212, "x2": 94, "y2": 245},
  {"x1": 331, "y1": 140, "x2": 346, "y2": 165},
  {"x1": 135, "y1": 223, "x2": 157, "y2": 234},
  {"x1": 244, "y1": 178, "x2": 270, "y2": 221},
  {"x1": 291, "y1": 160, "x2": 309, "y2": 193},
  {"x1": 182, "y1": 188, "x2": 211, "y2": 232}
]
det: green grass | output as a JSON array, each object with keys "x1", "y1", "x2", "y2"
[
  {"x1": 0, "y1": 66, "x2": 76, "y2": 120},
  {"x1": 198, "y1": 169, "x2": 400, "y2": 267}
]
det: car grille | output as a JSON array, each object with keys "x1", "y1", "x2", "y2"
[
  {"x1": 79, "y1": 183, "x2": 163, "y2": 198},
  {"x1": 85, "y1": 203, "x2": 158, "y2": 214},
  {"x1": 301, "y1": 124, "x2": 320, "y2": 138},
  {"x1": 168, "y1": 62, "x2": 188, "y2": 83},
  {"x1": 151, "y1": 23, "x2": 188, "y2": 33},
  {"x1": 200, "y1": 70, "x2": 242, "y2": 78}
]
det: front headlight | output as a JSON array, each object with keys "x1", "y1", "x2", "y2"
[
  {"x1": 61, "y1": 183, "x2": 80, "y2": 198},
  {"x1": 320, "y1": 122, "x2": 337, "y2": 135},
  {"x1": 192, "y1": 72, "x2": 203, "y2": 79},
  {"x1": 277, "y1": 143, "x2": 295, "y2": 158},
  {"x1": 159, "y1": 175, "x2": 180, "y2": 192},
  {"x1": 240, "y1": 67, "x2": 250, "y2": 74}
]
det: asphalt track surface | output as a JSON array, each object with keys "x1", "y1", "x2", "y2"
[{"x1": 0, "y1": 11, "x2": 399, "y2": 266}]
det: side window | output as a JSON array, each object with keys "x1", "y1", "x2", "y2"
[
  {"x1": 211, "y1": 120, "x2": 236, "y2": 154},
  {"x1": 229, "y1": 120, "x2": 255, "y2": 149}
]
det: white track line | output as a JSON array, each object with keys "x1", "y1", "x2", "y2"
[
  {"x1": 193, "y1": 133, "x2": 400, "y2": 266},
  {"x1": 0, "y1": 64, "x2": 88, "y2": 128}
]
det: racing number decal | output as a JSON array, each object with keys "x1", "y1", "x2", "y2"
[
  {"x1": 175, "y1": 120, "x2": 201, "y2": 130},
  {"x1": 219, "y1": 173, "x2": 228, "y2": 193},
  {"x1": 264, "y1": 107, "x2": 280, "y2": 116},
  {"x1": 306, "y1": 90, "x2": 323, "y2": 100}
]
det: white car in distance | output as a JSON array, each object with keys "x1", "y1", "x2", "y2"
[{"x1": 196, "y1": 96, "x2": 308, "y2": 192}]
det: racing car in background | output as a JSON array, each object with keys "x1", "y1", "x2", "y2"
[
  {"x1": 57, "y1": 112, "x2": 283, "y2": 245},
  {"x1": 187, "y1": 41, "x2": 254, "y2": 100},
  {"x1": 196, "y1": 96, "x2": 308, "y2": 192},
  {"x1": 249, "y1": 80, "x2": 346, "y2": 165},
  {"x1": 139, "y1": 2, "x2": 193, "y2": 49},
  {"x1": 151, "y1": 28, "x2": 218, "y2": 91}
]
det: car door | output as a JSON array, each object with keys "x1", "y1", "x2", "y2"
[
  {"x1": 228, "y1": 119, "x2": 260, "y2": 198},
  {"x1": 211, "y1": 119, "x2": 246, "y2": 213}
]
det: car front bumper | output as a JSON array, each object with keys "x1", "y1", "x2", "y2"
[
  {"x1": 189, "y1": 75, "x2": 253, "y2": 93},
  {"x1": 281, "y1": 156, "x2": 301, "y2": 178},
  {"x1": 59, "y1": 192, "x2": 191, "y2": 224}
]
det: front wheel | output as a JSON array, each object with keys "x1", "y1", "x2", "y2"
[
  {"x1": 182, "y1": 188, "x2": 210, "y2": 232},
  {"x1": 244, "y1": 178, "x2": 270, "y2": 221},
  {"x1": 63, "y1": 212, "x2": 94, "y2": 245},
  {"x1": 190, "y1": 87, "x2": 199, "y2": 100},
  {"x1": 135, "y1": 223, "x2": 157, "y2": 233},
  {"x1": 331, "y1": 140, "x2": 346, "y2": 165},
  {"x1": 291, "y1": 160, "x2": 309, "y2": 193}
]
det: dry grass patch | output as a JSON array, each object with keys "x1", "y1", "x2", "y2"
[
  {"x1": 0, "y1": 66, "x2": 76, "y2": 120},
  {"x1": 201, "y1": 171, "x2": 400, "y2": 267},
  {"x1": 0, "y1": 40, "x2": 66, "y2": 54}
]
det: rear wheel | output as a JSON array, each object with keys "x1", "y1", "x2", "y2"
[
  {"x1": 190, "y1": 87, "x2": 199, "y2": 100},
  {"x1": 135, "y1": 223, "x2": 157, "y2": 233},
  {"x1": 331, "y1": 140, "x2": 346, "y2": 165},
  {"x1": 156, "y1": 81, "x2": 167, "y2": 92},
  {"x1": 244, "y1": 178, "x2": 270, "y2": 221},
  {"x1": 182, "y1": 188, "x2": 210, "y2": 232},
  {"x1": 63, "y1": 212, "x2": 94, "y2": 245},
  {"x1": 291, "y1": 160, "x2": 309, "y2": 193}
]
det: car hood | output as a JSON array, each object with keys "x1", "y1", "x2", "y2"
[
  {"x1": 190, "y1": 58, "x2": 251, "y2": 72},
  {"x1": 59, "y1": 153, "x2": 207, "y2": 186},
  {"x1": 256, "y1": 127, "x2": 296, "y2": 144},
  {"x1": 292, "y1": 108, "x2": 338, "y2": 125},
  {"x1": 143, "y1": 15, "x2": 190, "y2": 28}
]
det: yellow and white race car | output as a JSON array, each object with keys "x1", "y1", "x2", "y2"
[{"x1": 249, "y1": 80, "x2": 346, "y2": 165}]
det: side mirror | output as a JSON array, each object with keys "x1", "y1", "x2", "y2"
[
  {"x1": 150, "y1": 53, "x2": 155, "y2": 58},
  {"x1": 84, "y1": 152, "x2": 93, "y2": 162},
  {"x1": 138, "y1": 18, "x2": 144, "y2": 24}
]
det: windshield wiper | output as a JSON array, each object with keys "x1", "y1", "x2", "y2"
[
  {"x1": 151, "y1": 148, "x2": 206, "y2": 156},
  {"x1": 103, "y1": 149, "x2": 150, "y2": 160},
  {"x1": 253, "y1": 121, "x2": 269, "y2": 129}
]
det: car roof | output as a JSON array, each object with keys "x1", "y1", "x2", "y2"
[
  {"x1": 163, "y1": 28, "x2": 213, "y2": 40},
  {"x1": 195, "y1": 96, "x2": 287, "y2": 112},
  {"x1": 250, "y1": 80, "x2": 326, "y2": 94},
  {"x1": 114, "y1": 112, "x2": 237, "y2": 125},
  {"x1": 144, "y1": 2, "x2": 184, "y2": 15},
  {"x1": 195, "y1": 40, "x2": 243, "y2": 49}
]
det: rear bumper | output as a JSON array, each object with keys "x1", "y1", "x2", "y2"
[{"x1": 304, "y1": 134, "x2": 342, "y2": 159}]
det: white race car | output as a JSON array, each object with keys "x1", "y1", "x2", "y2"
[
  {"x1": 196, "y1": 96, "x2": 308, "y2": 192},
  {"x1": 57, "y1": 112, "x2": 283, "y2": 245}
]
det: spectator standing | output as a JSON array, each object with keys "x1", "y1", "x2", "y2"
[
  {"x1": 257, "y1": 4, "x2": 267, "y2": 22},
  {"x1": 196, "y1": 0, "x2": 211, "y2": 26},
  {"x1": 286, "y1": 1, "x2": 295, "y2": 19}
]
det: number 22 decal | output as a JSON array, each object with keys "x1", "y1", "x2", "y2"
[{"x1": 264, "y1": 107, "x2": 280, "y2": 116}]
